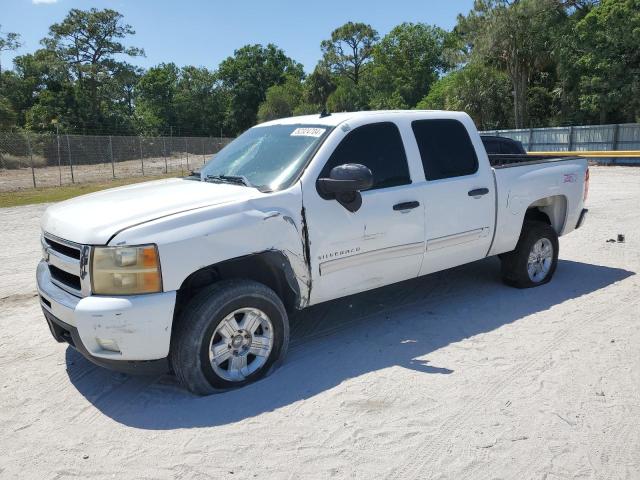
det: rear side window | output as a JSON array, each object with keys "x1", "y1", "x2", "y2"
[
  {"x1": 503, "y1": 139, "x2": 525, "y2": 154},
  {"x1": 481, "y1": 138, "x2": 500, "y2": 155},
  {"x1": 412, "y1": 119, "x2": 478, "y2": 181},
  {"x1": 320, "y1": 122, "x2": 411, "y2": 190}
]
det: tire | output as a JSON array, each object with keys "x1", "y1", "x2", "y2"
[
  {"x1": 500, "y1": 220, "x2": 559, "y2": 289},
  {"x1": 171, "y1": 279, "x2": 289, "y2": 395}
]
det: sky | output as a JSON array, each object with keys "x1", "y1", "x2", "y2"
[{"x1": 1, "y1": 0, "x2": 476, "y2": 73}]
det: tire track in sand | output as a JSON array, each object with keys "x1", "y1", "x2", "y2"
[{"x1": 390, "y1": 293, "x2": 638, "y2": 480}]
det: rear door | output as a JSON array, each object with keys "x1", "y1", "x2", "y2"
[{"x1": 411, "y1": 118, "x2": 496, "y2": 275}]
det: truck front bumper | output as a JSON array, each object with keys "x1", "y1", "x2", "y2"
[{"x1": 36, "y1": 260, "x2": 175, "y2": 374}]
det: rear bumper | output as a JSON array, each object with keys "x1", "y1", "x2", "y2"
[
  {"x1": 37, "y1": 260, "x2": 176, "y2": 372},
  {"x1": 576, "y1": 208, "x2": 588, "y2": 229}
]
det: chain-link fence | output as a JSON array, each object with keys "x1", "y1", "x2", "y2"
[
  {"x1": 482, "y1": 123, "x2": 640, "y2": 164},
  {"x1": 0, "y1": 132, "x2": 233, "y2": 192},
  {"x1": 3, "y1": 123, "x2": 639, "y2": 192}
]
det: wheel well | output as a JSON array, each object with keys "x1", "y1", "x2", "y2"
[
  {"x1": 524, "y1": 195, "x2": 567, "y2": 234},
  {"x1": 524, "y1": 208, "x2": 551, "y2": 225},
  {"x1": 174, "y1": 250, "x2": 301, "y2": 318}
]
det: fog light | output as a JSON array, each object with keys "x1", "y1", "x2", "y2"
[{"x1": 96, "y1": 338, "x2": 121, "y2": 353}]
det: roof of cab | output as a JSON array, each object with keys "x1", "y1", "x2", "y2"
[{"x1": 256, "y1": 110, "x2": 459, "y2": 128}]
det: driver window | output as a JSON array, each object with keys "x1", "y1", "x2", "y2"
[{"x1": 320, "y1": 122, "x2": 411, "y2": 190}]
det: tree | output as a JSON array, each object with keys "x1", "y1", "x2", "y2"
[
  {"x1": 0, "y1": 25, "x2": 22, "y2": 76},
  {"x1": 135, "y1": 64, "x2": 228, "y2": 136},
  {"x1": 418, "y1": 63, "x2": 513, "y2": 130},
  {"x1": 134, "y1": 63, "x2": 179, "y2": 134},
  {"x1": 326, "y1": 78, "x2": 370, "y2": 112},
  {"x1": 303, "y1": 64, "x2": 337, "y2": 108},
  {"x1": 572, "y1": 0, "x2": 640, "y2": 123},
  {"x1": 218, "y1": 44, "x2": 304, "y2": 134},
  {"x1": 257, "y1": 76, "x2": 304, "y2": 122},
  {"x1": 321, "y1": 22, "x2": 378, "y2": 85},
  {"x1": 5, "y1": 49, "x2": 74, "y2": 131},
  {"x1": 174, "y1": 66, "x2": 227, "y2": 136},
  {"x1": 0, "y1": 96, "x2": 16, "y2": 129},
  {"x1": 42, "y1": 8, "x2": 144, "y2": 129},
  {"x1": 457, "y1": 0, "x2": 565, "y2": 127},
  {"x1": 369, "y1": 23, "x2": 450, "y2": 108}
]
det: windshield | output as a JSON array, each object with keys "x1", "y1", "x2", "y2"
[{"x1": 200, "y1": 124, "x2": 330, "y2": 191}]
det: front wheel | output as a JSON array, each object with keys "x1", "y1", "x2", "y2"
[
  {"x1": 500, "y1": 221, "x2": 559, "y2": 289},
  {"x1": 171, "y1": 280, "x2": 289, "y2": 395}
]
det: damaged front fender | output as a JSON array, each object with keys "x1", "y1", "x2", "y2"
[{"x1": 108, "y1": 187, "x2": 312, "y2": 307}]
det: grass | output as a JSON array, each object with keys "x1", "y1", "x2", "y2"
[
  {"x1": 0, "y1": 174, "x2": 179, "y2": 208},
  {"x1": 0, "y1": 153, "x2": 47, "y2": 169}
]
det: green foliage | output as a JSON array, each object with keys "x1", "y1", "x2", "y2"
[
  {"x1": 321, "y1": 22, "x2": 378, "y2": 85},
  {"x1": 1, "y1": 2, "x2": 638, "y2": 136},
  {"x1": 257, "y1": 76, "x2": 304, "y2": 123},
  {"x1": 218, "y1": 44, "x2": 304, "y2": 134},
  {"x1": 134, "y1": 63, "x2": 179, "y2": 134},
  {"x1": 369, "y1": 23, "x2": 451, "y2": 108},
  {"x1": 527, "y1": 85, "x2": 561, "y2": 127},
  {"x1": 303, "y1": 65, "x2": 336, "y2": 107},
  {"x1": 573, "y1": 0, "x2": 640, "y2": 123},
  {"x1": 0, "y1": 95, "x2": 16, "y2": 128},
  {"x1": 326, "y1": 78, "x2": 370, "y2": 112},
  {"x1": 457, "y1": 0, "x2": 565, "y2": 127},
  {"x1": 0, "y1": 24, "x2": 22, "y2": 76},
  {"x1": 418, "y1": 63, "x2": 512, "y2": 130},
  {"x1": 174, "y1": 66, "x2": 227, "y2": 136}
]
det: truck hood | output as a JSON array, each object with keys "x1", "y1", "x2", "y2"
[{"x1": 41, "y1": 178, "x2": 262, "y2": 245}]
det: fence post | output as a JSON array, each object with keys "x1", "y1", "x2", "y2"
[
  {"x1": 139, "y1": 136, "x2": 145, "y2": 176},
  {"x1": 0, "y1": 134, "x2": 5, "y2": 169},
  {"x1": 66, "y1": 134, "x2": 75, "y2": 184},
  {"x1": 162, "y1": 136, "x2": 168, "y2": 174},
  {"x1": 528, "y1": 128, "x2": 534, "y2": 151},
  {"x1": 26, "y1": 132, "x2": 36, "y2": 189},
  {"x1": 109, "y1": 135, "x2": 115, "y2": 178},
  {"x1": 202, "y1": 137, "x2": 206, "y2": 166},
  {"x1": 185, "y1": 137, "x2": 189, "y2": 172},
  {"x1": 55, "y1": 127, "x2": 62, "y2": 186},
  {"x1": 568, "y1": 125, "x2": 574, "y2": 151},
  {"x1": 612, "y1": 124, "x2": 620, "y2": 151}
]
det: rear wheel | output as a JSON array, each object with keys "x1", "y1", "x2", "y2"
[
  {"x1": 501, "y1": 221, "x2": 559, "y2": 289},
  {"x1": 171, "y1": 280, "x2": 289, "y2": 395}
]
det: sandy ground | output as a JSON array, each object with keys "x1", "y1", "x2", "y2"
[{"x1": 1, "y1": 166, "x2": 639, "y2": 479}]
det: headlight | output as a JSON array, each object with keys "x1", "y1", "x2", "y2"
[{"x1": 91, "y1": 244, "x2": 162, "y2": 295}]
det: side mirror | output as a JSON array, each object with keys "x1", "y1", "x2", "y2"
[{"x1": 317, "y1": 163, "x2": 373, "y2": 212}]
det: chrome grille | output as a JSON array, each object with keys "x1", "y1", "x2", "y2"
[{"x1": 42, "y1": 233, "x2": 91, "y2": 297}]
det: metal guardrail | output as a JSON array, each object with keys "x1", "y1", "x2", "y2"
[{"x1": 529, "y1": 150, "x2": 640, "y2": 157}]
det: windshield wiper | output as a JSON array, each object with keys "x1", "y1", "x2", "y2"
[{"x1": 204, "y1": 174, "x2": 253, "y2": 188}]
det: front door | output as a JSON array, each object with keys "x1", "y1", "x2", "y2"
[{"x1": 302, "y1": 121, "x2": 426, "y2": 305}]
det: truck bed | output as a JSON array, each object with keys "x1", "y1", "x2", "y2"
[
  {"x1": 488, "y1": 153, "x2": 588, "y2": 258},
  {"x1": 488, "y1": 154, "x2": 579, "y2": 169}
]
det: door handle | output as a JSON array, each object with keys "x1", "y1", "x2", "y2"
[
  {"x1": 468, "y1": 188, "x2": 489, "y2": 197},
  {"x1": 393, "y1": 201, "x2": 420, "y2": 211}
]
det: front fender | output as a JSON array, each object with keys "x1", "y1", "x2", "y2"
[{"x1": 108, "y1": 187, "x2": 310, "y2": 304}]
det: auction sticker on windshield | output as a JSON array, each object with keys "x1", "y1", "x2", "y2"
[{"x1": 290, "y1": 127, "x2": 326, "y2": 137}]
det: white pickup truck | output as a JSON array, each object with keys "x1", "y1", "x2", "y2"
[{"x1": 37, "y1": 110, "x2": 589, "y2": 394}]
